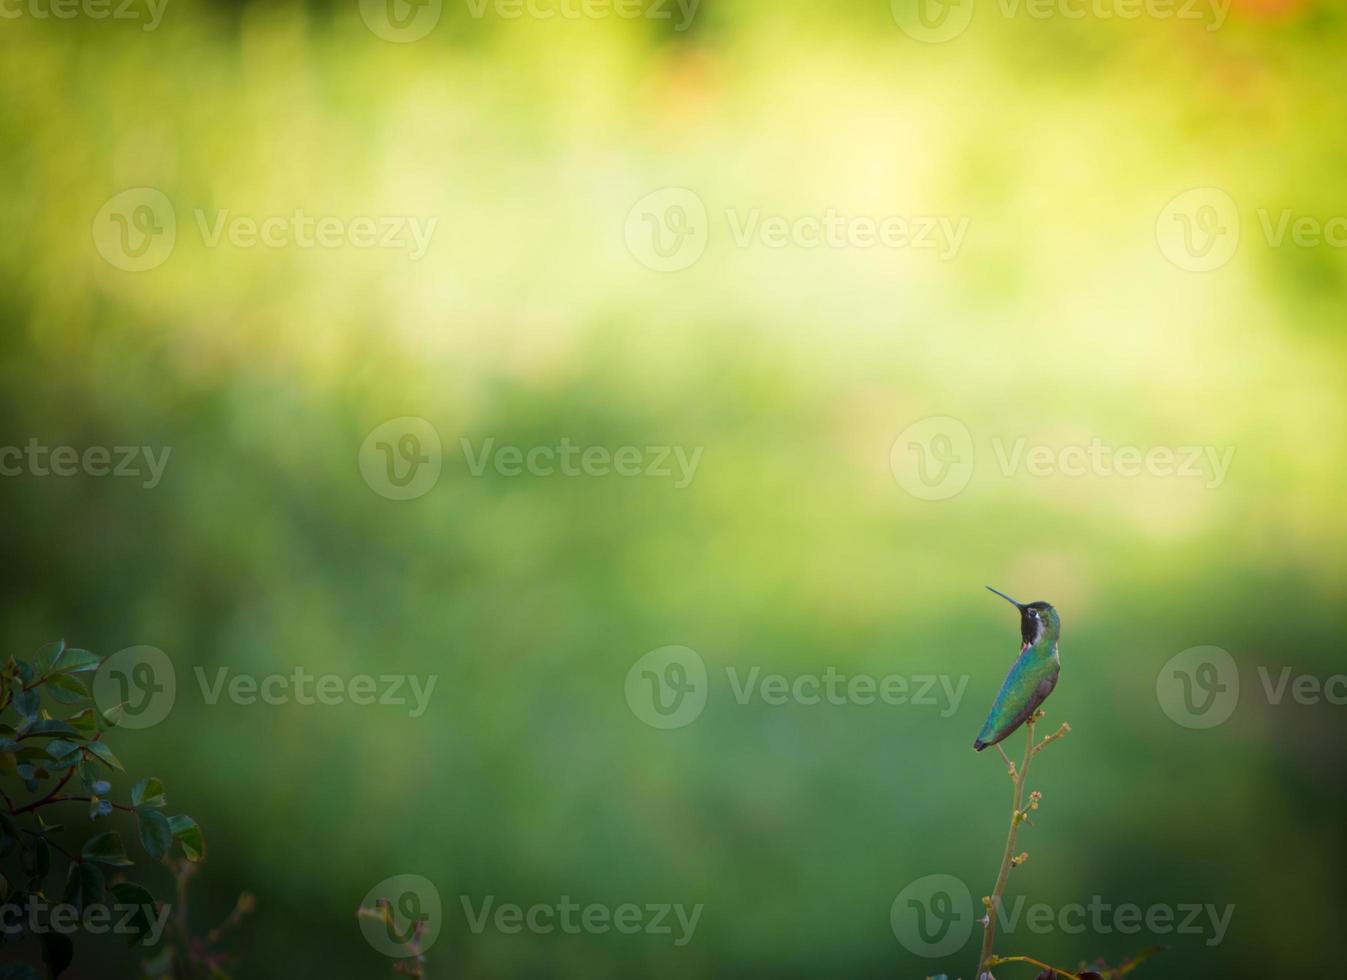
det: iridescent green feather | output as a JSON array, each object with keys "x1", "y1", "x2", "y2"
[{"x1": 974, "y1": 603, "x2": 1061, "y2": 751}]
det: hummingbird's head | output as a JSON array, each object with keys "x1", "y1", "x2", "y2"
[{"x1": 986, "y1": 587, "x2": 1060, "y2": 648}]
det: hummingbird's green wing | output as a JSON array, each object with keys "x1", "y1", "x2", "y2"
[{"x1": 972, "y1": 645, "x2": 1059, "y2": 751}]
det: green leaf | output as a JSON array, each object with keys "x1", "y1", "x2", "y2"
[
  {"x1": 44, "y1": 739, "x2": 83, "y2": 765},
  {"x1": 131, "y1": 777, "x2": 167, "y2": 809},
  {"x1": 99, "y1": 701, "x2": 127, "y2": 728},
  {"x1": 62, "y1": 861, "x2": 106, "y2": 914},
  {"x1": 45, "y1": 673, "x2": 89, "y2": 705},
  {"x1": 66, "y1": 709, "x2": 99, "y2": 737},
  {"x1": 108, "y1": 882, "x2": 159, "y2": 947},
  {"x1": 21, "y1": 720, "x2": 79, "y2": 738},
  {"x1": 52, "y1": 649, "x2": 100, "y2": 674},
  {"x1": 84, "y1": 741, "x2": 124, "y2": 772},
  {"x1": 167, "y1": 815, "x2": 205, "y2": 862},
  {"x1": 79, "y1": 760, "x2": 108, "y2": 794},
  {"x1": 81, "y1": 831, "x2": 134, "y2": 867},
  {"x1": 137, "y1": 809, "x2": 173, "y2": 860},
  {"x1": 14, "y1": 688, "x2": 40, "y2": 720},
  {"x1": 33, "y1": 640, "x2": 66, "y2": 675},
  {"x1": 16, "y1": 744, "x2": 55, "y2": 764},
  {"x1": 21, "y1": 836, "x2": 51, "y2": 882},
  {"x1": 40, "y1": 930, "x2": 74, "y2": 979}
]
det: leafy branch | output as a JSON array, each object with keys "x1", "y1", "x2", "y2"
[{"x1": 0, "y1": 640, "x2": 205, "y2": 979}]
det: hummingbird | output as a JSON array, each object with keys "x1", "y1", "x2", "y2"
[{"x1": 973, "y1": 587, "x2": 1061, "y2": 752}]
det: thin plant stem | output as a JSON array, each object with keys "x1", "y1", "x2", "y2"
[
  {"x1": 985, "y1": 953, "x2": 1082, "y2": 979},
  {"x1": 976, "y1": 716, "x2": 1036, "y2": 979}
]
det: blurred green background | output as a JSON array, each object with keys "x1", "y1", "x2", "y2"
[{"x1": 2, "y1": 0, "x2": 1345, "y2": 976}]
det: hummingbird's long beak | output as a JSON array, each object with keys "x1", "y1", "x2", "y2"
[{"x1": 985, "y1": 585, "x2": 1025, "y2": 610}]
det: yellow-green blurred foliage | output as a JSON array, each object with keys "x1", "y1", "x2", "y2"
[{"x1": 1, "y1": 0, "x2": 1345, "y2": 976}]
